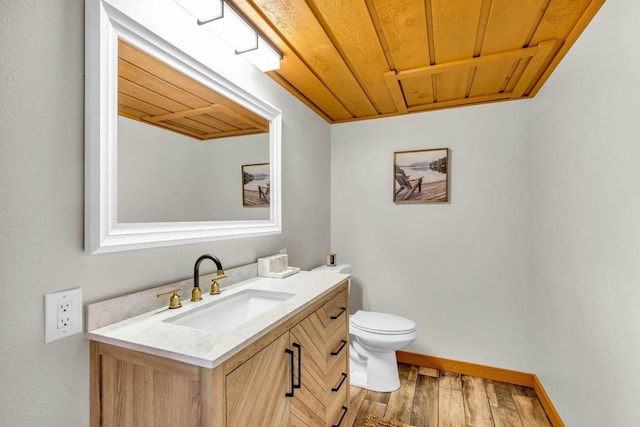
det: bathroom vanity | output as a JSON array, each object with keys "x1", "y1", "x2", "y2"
[{"x1": 87, "y1": 272, "x2": 349, "y2": 427}]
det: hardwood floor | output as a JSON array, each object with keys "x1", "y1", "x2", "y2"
[{"x1": 349, "y1": 363, "x2": 552, "y2": 427}]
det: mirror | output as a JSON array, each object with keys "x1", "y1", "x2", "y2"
[{"x1": 85, "y1": 1, "x2": 282, "y2": 253}]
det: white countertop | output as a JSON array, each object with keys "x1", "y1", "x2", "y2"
[{"x1": 86, "y1": 271, "x2": 349, "y2": 369}]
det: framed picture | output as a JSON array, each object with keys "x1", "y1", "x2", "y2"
[
  {"x1": 393, "y1": 148, "x2": 449, "y2": 203},
  {"x1": 242, "y1": 163, "x2": 270, "y2": 207}
]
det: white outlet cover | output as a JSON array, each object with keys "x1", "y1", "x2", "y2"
[{"x1": 45, "y1": 288, "x2": 82, "y2": 343}]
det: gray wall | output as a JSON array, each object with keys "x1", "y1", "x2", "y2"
[
  {"x1": 532, "y1": 1, "x2": 640, "y2": 425},
  {"x1": 331, "y1": 101, "x2": 535, "y2": 372},
  {"x1": 118, "y1": 117, "x2": 270, "y2": 222},
  {"x1": 0, "y1": 1, "x2": 331, "y2": 426}
]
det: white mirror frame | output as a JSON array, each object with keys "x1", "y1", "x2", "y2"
[{"x1": 85, "y1": 1, "x2": 282, "y2": 254}]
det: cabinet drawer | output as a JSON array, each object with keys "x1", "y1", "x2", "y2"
[
  {"x1": 327, "y1": 352, "x2": 348, "y2": 406},
  {"x1": 322, "y1": 289, "x2": 348, "y2": 360},
  {"x1": 328, "y1": 388, "x2": 348, "y2": 427},
  {"x1": 327, "y1": 334, "x2": 348, "y2": 373},
  {"x1": 321, "y1": 289, "x2": 348, "y2": 326}
]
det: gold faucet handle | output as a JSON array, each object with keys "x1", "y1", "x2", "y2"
[
  {"x1": 157, "y1": 289, "x2": 182, "y2": 309},
  {"x1": 210, "y1": 278, "x2": 221, "y2": 295}
]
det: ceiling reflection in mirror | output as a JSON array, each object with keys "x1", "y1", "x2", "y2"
[{"x1": 116, "y1": 40, "x2": 270, "y2": 223}]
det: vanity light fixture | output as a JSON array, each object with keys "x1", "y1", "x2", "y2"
[{"x1": 174, "y1": 0, "x2": 283, "y2": 72}]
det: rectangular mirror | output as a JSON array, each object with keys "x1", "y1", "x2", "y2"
[{"x1": 85, "y1": 1, "x2": 282, "y2": 253}]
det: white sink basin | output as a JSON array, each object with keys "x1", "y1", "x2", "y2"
[{"x1": 166, "y1": 289, "x2": 294, "y2": 332}]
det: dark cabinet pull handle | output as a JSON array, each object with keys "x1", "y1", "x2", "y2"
[
  {"x1": 293, "y1": 342, "x2": 301, "y2": 390},
  {"x1": 331, "y1": 372, "x2": 347, "y2": 392},
  {"x1": 330, "y1": 307, "x2": 346, "y2": 320},
  {"x1": 332, "y1": 406, "x2": 348, "y2": 427},
  {"x1": 331, "y1": 339, "x2": 347, "y2": 356},
  {"x1": 285, "y1": 348, "x2": 294, "y2": 397}
]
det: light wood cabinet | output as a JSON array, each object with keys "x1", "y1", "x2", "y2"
[
  {"x1": 225, "y1": 333, "x2": 291, "y2": 426},
  {"x1": 90, "y1": 281, "x2": 349, "y2": 427}
]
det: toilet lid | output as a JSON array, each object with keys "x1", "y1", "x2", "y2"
[{"x1": 350, "y1": 310, "x2": 416, "y2": 335}]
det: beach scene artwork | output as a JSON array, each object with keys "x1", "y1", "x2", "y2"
[
  {"x1": 242, "y1": 163, "x2": 270, "y2": 207},
  {"x1": 394, "y1": 148, "x2": 449, "y2": 203}
]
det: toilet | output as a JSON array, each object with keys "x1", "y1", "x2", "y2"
[{"x1": 311, "y1": 263, "x2": 417, "y2": 392}]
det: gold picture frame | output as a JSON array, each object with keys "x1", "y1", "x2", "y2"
[
  {"x1": 393, "y1": 148, "x2": 449, "y2": 203},
  {"x1": 242, "y1": 163, "x2": 270, "y2": 207}
]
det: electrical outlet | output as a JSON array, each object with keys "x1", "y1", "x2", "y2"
[
  {"x1": 57, "y1": 301, "x2": 71, "y2": 329},
  {"x1": 45, "y1": 288, "x2": 82, "y2": 343}
]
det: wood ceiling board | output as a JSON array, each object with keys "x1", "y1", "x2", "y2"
[
  {"x1": 527, "y1": 0, "x2": 605, "y2": 96},
  {"x1": 118, "y1": 59, "x2": 211, "y2": 109},
  {"x1": 512, "y1": 39, "x2": 558, "y2": 98},
  {"x1": 468, "y1": 59, "x2": 518, "y2": 97},
  {"x1": 166, "y1": 115, "x2": 238, "y2": 134},
  {"x1": 251, "y1": 0, "x2": 378, "y2": 117},
  {"x1": 402, "y1": 77, "x2": 435, "y2": 108},
  {"x1": 151, "y1": 120, "x2": 207, "y2": 140},
  {"x1": 197, "y1": 114, "x2": 242, "y2": 132},
  {"x1": 169, "y1": 116, "x2": 227, "y2": 135},
  {"x1": 140, "y1": 106, "x2": 249, "y2": 134},
  {"x1": 373, "y1": 0, "x2": 429, "y2": 67},
  {"x1": 118, "y1": 77, "x2": 190, "y2": 113},
  {"x1": 530, "y1": 0, "x2": 593, "y2": 45},
  {"x1": 470, "y1": 0, "x2": 550, "y2": 97},
  {"x1": 434, "y1": 72, "x2": 470, "y2": 103},
  {"x1": 308, "y1": 0, "x2": 397, "y2": 114},
  {"x1": 229, "y1": 1, "x2": 354, "y2": 121},
  {"x1": 383, "y1": 71, "x2": 408, "y2": 113},
  {"x1": 482, "y1": 0, "x2": 551, "y2": 54},
  {"x1": 118, "y1": 92, "x2": 170, "y2": 117},
  {"x1": 201, "y1": 128, "x2": 267, "y2": 139},
  {"x1": 395, "y1": 46, "x2": 539, "y2": 80},
  {"x1": 430, "y1": 0, "x2": 484, "y2": 101},
  {"x1": 406, "y1": 92, "x2": 512, "y2": 113},
  {"x1": 120, "y1": 40, "x2": 224, "y2": 106},
  {"x1": 272, "y1": 51, "x2": 354, "y2": 121},
  {"x1": 118, "y1": 106, "x2": 146, "y2": 121},
  {"x1": 142, "y1": 105, "x2": 220, "y2": 123},
  {"x1": 266, "y1": 72, "x2": 333, "y2": 122},
  {"x1": 209, "y1": 104, "x2": 269, "y2": 131},
  {"x1": 371, "y1": 0, "x2": 433, "y2": 109},
  {"x1": 504, "y1": 60, "x2": 528, "y2": 93}
]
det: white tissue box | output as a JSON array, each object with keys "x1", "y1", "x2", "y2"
[{"x1": 257, "y1": 254, "x2": 300, "y2": 278}]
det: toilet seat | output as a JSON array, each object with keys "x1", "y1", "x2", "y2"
[{"x1": 350, "y1": 310, "x2": 416, "y2": 335}]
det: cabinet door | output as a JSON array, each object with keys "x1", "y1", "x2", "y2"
[{"x1": 226, "y1": 333, "x2": 290, "y2": 427}]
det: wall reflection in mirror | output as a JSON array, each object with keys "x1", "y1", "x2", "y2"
[{"x1": 117, "y1": 40, "x2": 269, "y2": 222}]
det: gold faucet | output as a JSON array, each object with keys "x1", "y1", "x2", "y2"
[
  {"x1": 210, "y1": 271, "x2": 226, "y2": 295},
  {"x1": 157, "y1": 289, "x2": 182, "y2": 309}
]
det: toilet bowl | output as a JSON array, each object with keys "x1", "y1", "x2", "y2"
[
  {"x1": 311, "y1": 263, "x2": 417, "y2": 392},
  {"x1": 349, "y1": 310, "x2": 416, "y2": 392}
]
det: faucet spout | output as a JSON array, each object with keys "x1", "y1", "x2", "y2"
[{"x1": 192, "y1": 254, "x2": 225, "y2": 301}]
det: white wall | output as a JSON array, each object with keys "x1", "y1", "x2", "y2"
[
  {"x1": 331, "y1": 101, "x2": 535, "y2": 371},
  {"x1": 118, "y1": 117, "x2": 269, "y2": 222},
  {"x1": 0, "y1": 1, "x2": 331, "y2": 426},
  {"x1": 532, "y1": 1, "x2": 640, "y2": 425}
]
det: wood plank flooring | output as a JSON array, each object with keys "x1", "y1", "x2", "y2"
[{"x1": 349, "y1": 363, "x2": 551, "y2": 427}]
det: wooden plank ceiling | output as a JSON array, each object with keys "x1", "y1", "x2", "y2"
[
  {"x1": 118, "y1": 39, "x2": 269, "y2": 140},
  {"x1": 231, "y1": 0, "x2": 605, "y2": 123}
]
